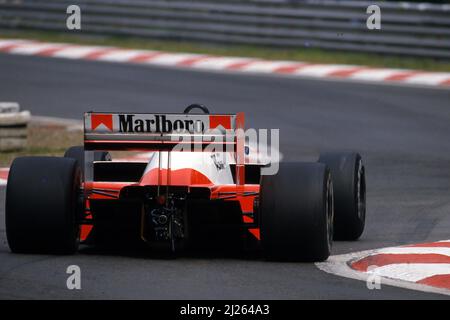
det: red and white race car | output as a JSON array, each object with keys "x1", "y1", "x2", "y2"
[{"x1": 5, "y1": 105, "x2": 366, "y2": 261}]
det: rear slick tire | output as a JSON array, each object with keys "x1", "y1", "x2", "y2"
[
  {"x1": 318, "y1": 152, "x2": 366, "y2": 240},
  {"x1": 6, "y1": 157, "x2": 81, "y2": 254},
  {"x1": 260, "y1": 162, "x2": 334, "y2": 262}
]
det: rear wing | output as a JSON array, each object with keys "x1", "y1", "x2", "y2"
[
  {"x1": 83, "y1": 111, "x2": 246, "y2": 184},
  {"x1": 84, "y1": 112, "x2": 244, "y2": 150}
]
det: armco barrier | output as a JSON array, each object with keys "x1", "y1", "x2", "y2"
[
  {"x1": 0, "y1": 0, "x2": 449, "y2": 59},
  {"x1": 0, "y1": 103, "x2": 30, "y2": 151}
]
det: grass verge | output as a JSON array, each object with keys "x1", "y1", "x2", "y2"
[
  {"x1": 0, "y1": 123, "x2": 82, "y2": 167},
  {"x1": 0, "y1": 121, "x2": 145, "y2": 167},
  {"x1": 1, "y1": 29, "x2": 450, "y2": 72}
]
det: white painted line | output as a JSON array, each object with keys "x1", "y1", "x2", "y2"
[
  {"x1": 316, "y1": 249, "x2": 450, "y2": 296},
  {"x1": 240, "y1": 61, "x2": 300, "y2": 73},
  {"x1": 295, "y1": 65, "x2": 358, "y2": 77},
  {"x1": 405, "y1": 73, "x2": 450, "y2": 86},
  {"x1": 96, "y1": 49, "x2": 155, "y2": 62},
  {"x1": 368, "y1": 263, "x2": 450, "y2": 282},
  {"x1": 8, "y1": 43, "x2": 64, "y2": 55},
  {"x1": 193, "y1": 57, "x2": 256, "y2": 70},
  {"x1": 52, "y1": 46, "x2": 111, "y2": 59},
  {"x1": 146, "y1": 53, "x2": 205, "y2": 66},
  {"x1": 376, "y1": 246, "x2": 450, "y2": 256},
  {"x1": 1, "y1": 38, "x2": 449, "y2": 89},
  {"x1": 349, "y1": 69, "x2": 407, "y2": 81}
]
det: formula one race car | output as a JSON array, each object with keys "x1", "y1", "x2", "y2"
[{"x1": 5, "y1": 105, "x2": 366, "y2": 261}]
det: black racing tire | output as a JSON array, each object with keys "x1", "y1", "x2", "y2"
[
  {"x1": 64, "y1": 146, "x2": 111, "y2": 177},
  {"x1": 318, "y1": 152, "x2": 366, "y2": 241},
  {"x1": 260, "y1": 162, "x2": 334, "y2": 262},
  {"x1": 6, "y1": 157, "x2": 82, "y2": 254}
]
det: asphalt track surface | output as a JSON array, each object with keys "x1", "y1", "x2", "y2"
[{"x1": 1, "y1": 53, "x2": 450, "y2": 299}]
